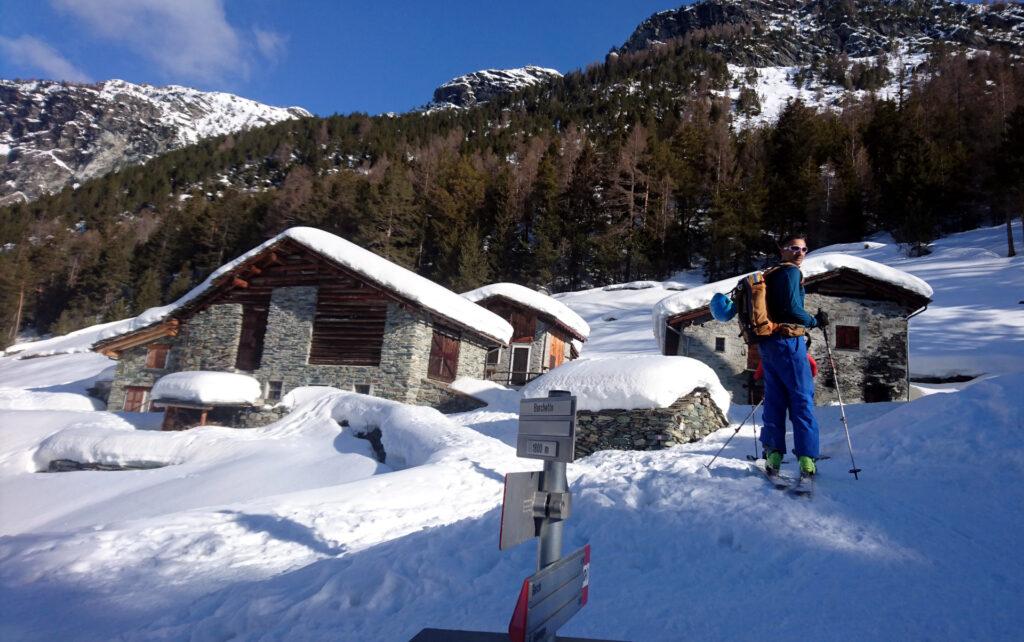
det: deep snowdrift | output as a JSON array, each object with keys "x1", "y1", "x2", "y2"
[{"x1": 0, "y1": 222, "x2": 1021, "y2": 641}]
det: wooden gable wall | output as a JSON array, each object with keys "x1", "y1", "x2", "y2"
[{"x1": 195, "y1": 240, "x2": 394, "y2": 367}]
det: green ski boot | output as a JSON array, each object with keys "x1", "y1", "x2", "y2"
[
  {"x1": 765, "y1": 450, "x2": 783, "y2": 474},
  {"x1": 798, "y1": 456, "x2": 816, "y2": 476}
]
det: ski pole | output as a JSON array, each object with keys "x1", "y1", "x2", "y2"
[
  {"x1": 706, "y1": 398, "x2": 764, "y2": 471},
  {"x1": 818, "y1": 311, "x2": 862, "y2": 480}
]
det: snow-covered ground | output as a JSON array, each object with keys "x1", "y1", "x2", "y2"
[{"x1": 0, "y1": 223, "x2": 1021, "y2": 640}]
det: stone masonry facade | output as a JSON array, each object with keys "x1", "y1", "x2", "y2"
[
  {"x1": 573, "y1": 388, "x2": 728, "y2": 459},
  {"x1": 109, "y1": 284, "x2": 494, "y2": 417},
  {"x1": 675, "y1": 293, "x2": 910, "y2": 405}
]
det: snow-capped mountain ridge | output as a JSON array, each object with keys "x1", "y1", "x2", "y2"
[{"x1": 0, "y1": 78, "x2": 310, "y2": 205}]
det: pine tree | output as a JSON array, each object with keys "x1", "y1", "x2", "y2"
[
  {"x1": 167, "y1": 262, "x2": 194, "y2": 302},
  {"x1": 134, "y1": 267, "x2": 163, "y2": 313}
]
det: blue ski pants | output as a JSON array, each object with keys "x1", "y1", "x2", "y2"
[{"x1": 758, "y1": 336, "x2": 820, "y2": 459}]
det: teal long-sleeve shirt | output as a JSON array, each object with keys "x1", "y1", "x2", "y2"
[{"x1": 765, "y1": 264, "x2": 817, "y2": 328}]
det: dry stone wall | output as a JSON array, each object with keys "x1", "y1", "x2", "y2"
[
  {"x1": 573, "y1": 388, "x2": 728, "y2": 458},
  {"x1": 179, "y1": 303, "x2": 243, "y2": 371}
]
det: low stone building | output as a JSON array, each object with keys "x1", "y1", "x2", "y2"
[
  {"x1": 93, "y1": 227, "x2": 512, "y2": 422},
  {"x1": 462, "y1": 283, "x2": 590, "y2": 386},
  {"x1": 653, "y1": 254, "x2": 933, "y2": 405},
  {"x1": 521, "y1": 354, "x2": 730, "y2": 458}
]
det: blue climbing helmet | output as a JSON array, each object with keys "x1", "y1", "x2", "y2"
[{"x1": 710, "y1": 292, "x2": 737, "y2": 322}]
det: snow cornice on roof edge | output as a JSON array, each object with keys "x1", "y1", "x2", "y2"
[
  {"x1": 462, "y1": 282, "x2": 591, "y2": 341},
  {"x1": 91, "y1": 227, "x2": 513, "y2": 351}
]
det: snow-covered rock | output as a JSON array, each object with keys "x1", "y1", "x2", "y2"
[
  {"x1": 0, "y1": 78, "x2": 310, "y2": 204},
  {"x1": 151, "y1": 371, "x2": 262, "y2": 406},
  {"x1": 462, "y1": 282, "x2": 590, "y2": 340},
  {"x1": 522, "y1": 354, "x2": 730, "y2": 414},
  {"x1": 428, "y1": 66, "x2": 562, "y2": 109}
]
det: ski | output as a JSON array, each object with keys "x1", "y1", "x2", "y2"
[
  {"x1": 753, "y1": 459, "x2": 793, "y2": 490},
  {"x1": 790, "y1": 473, "x2": 815, "y2": 497}
]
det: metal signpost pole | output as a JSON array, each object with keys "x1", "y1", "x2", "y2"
[
  {"x1": 537, "y1": 457, "x2": 566, "y2": 570},
  {"x1": 537, "y1": 390, "x2": 570, "y2": 570}
]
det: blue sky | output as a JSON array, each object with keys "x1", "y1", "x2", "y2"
[{"x1": 0, "y1": 0, "x2": 683, "y2": 116}]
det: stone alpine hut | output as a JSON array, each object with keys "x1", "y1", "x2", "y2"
[
  {"x1": 93, "y1": 227, "x2": 513, "y2": 418},
  {"x1": 522, "y1": 354, "x2": 730, "y2": 458},
  {"x1": 653, "y1": 254, "x2": 933, "y2": 405},
  {"x1": 462, "y1": 283, "x2": 590, "y2": 386}
]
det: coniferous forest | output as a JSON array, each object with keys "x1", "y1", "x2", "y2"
[{"x1": 2, "y1": 41, "x2": 1024, "y2": 346}]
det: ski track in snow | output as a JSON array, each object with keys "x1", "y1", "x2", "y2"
[{"x1": 0, "y1": 224, "x2": 1022, "y2": 640}]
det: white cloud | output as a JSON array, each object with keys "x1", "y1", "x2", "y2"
[
  {"x1": 0, "y1": 35, "x2": 92, "y2": 82},
  {"x1": 253, "y1": 27, "x2": 287, "y2": 64},
  {"x1": 53, "y1": 0, "x2": 282, "y2": 85}
]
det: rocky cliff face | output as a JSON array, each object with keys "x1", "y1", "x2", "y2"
[
  {"x1": 429, "y1": 65, "x2": 563, "y2": 109},
  {"x1": 0, "y1": 79, "x2": 310, "y2": 205},
  {"x1": 618, "y1": 0, "x2": 1024, "y2": 65}
]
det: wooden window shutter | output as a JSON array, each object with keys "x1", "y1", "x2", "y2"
[
  {"x1": 428, "y1": 329, "x2": 460, "y2": 383},
  {"x1": 146, "y1": 344, "x2": 170, "y2": 369}
]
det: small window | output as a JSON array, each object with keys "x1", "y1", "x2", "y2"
[
  {"x1": 354, "y1": 383, "x2": 372, "y2": 395},
  {"x1": 486, "y1": 347, "x2": 500, "y2": 366},
  {"x1": 145, "y1": 344, "x2": 170, "y2": 369},
  {"x1": 714, "y1": 337, "x2": 726, "y2": 352},
  {"x1": 266, "y1": 380, "x2": 283, "y2": 402},
  {"x1": 835, "y1": 325, "x2": 860, "y2": 350},
  {"x1": 123, "y1": 386, "x2": 151, "y2": 412}
]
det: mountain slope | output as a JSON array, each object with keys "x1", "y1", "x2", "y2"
[
  {"x1": 619, "y1": 0, "x2": 1024, "y2": 63},
  {"x1": 0, "y1": 79, "x2": 310, "y2": 205}
]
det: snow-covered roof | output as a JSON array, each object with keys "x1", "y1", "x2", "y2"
[
  {"x1": 652, "y1": 254, "x2": 934, "y2": 350},
  {"x1": 521, "y1": 355, "x2": 730, "y2": 413},
  {"x1": 152, "y1": 371, "x2": 262, "y2": 406},
  {"x1": 86, "y1": 227, "x2": 512, "y2": 349},
  {"x1": 462, "y1": 282, "x2": 591, "y2": 340}
]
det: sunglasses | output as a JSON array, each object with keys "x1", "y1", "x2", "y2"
[{"x1": 784, "y1": 245, "x2": 808, "y2": 254}]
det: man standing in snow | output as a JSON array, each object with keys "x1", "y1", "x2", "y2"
[{"x1": 760, "y1": 234, "x2": 828, "y2": 481}]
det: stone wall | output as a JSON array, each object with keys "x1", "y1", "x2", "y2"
[
  {"x1": 676, "y1": 294, "x2": 910, "y2": 404},
  {"x1": 179, "y1": 303, "x2": 244, "y2": 371},
  {"x1": 574, "y1": 388, "x2": 728, "y2": 458},
  {"x1": 107, "y1": 334, "x2": 184, "y2": 410}
]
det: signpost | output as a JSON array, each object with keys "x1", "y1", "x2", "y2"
[
  {"x1": 412, "y1": 391, "x2": 622, "y2": 642},
  {"x1": 502, "y1": 391, "x2": 606, "y2": 642}
]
